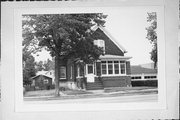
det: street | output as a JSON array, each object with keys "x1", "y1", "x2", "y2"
[{"x1": 25, "y1": 94, "x2": 157, "y2": 104}]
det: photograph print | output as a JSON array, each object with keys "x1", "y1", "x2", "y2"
[{"x1": 22, "y1": 8, "x2": 158, "y2": 104}]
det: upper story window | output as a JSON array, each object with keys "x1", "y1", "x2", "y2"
[{"x1": 94, "y1": 39, "x2": 105, "y2": 53}]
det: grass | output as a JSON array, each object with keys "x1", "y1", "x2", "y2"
[
  {"x1": 24, "y1": 89, "x2": 55, "y2": 97},
  {"x1": 24, "y1": 89, "x2": 93, "y2": 97}
]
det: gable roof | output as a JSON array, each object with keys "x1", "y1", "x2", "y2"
[
  {"x1": 131, "y1": 65, "x2": 157, "y2": 75},
  {"x1": 31, "y1": 74, "x2": 52, "y2": 80},
  {"x1": 33, "y1": 70, "x2": 53, "y2": 79},
  {"x1": 92, "y1": 25, "x2": 127, "y2": 53}
]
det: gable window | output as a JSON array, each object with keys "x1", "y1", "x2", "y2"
[
  {"x1": 101, "y1": 60, "x2": 126, "y2": 75},
  {"x1": 60, "y1": 66, "x2": 66, "y2": 79},
  {"x1": 94, "y1": 39, "x2": 105, "y2": 53}
]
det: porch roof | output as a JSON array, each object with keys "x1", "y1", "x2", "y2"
[{"x1": 99, "y1": 54, "x2": 132, "y2": 60}]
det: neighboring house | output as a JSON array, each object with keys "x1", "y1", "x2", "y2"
[
  {"x1": 30, "y1": 71, "x2": 54, "y2": 90},
  {"x1": 57, "y1": 25, "x2": 132, "y2": 90},
  {"x1": 131, "y1": 64, "x2": 157, "y2": 87}
]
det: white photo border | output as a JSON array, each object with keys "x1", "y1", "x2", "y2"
[{"x1": 14, "y1": 6, "x2": 166, "y2": 112}]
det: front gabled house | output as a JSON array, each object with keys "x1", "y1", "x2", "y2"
[{"x1": 58, "y1": 26, "x2": 132, "y2": 90}]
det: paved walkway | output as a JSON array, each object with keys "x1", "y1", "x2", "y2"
[{"x1": 24, "y1": 88, "x2": 158, "y2": 101}]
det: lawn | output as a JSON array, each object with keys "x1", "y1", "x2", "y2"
[{"x1": 24, "y1": 89, "x2": 93, "y2": 97}]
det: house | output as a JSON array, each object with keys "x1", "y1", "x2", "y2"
[
  {"x1": 131, "y1": 63, "x2": 157, "y2": 87},
  {"x1": 30, "y1": 71, "x2": 54, "y2": 90},
  {"x1": 57, "y1": 25, "x2": 132, "y2": 90}
]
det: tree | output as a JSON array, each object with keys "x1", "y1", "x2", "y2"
[
  {"x1": 146, "y1": 12, "x2": 157, "y2": 68},
  {"x1": 23, "y1": 49, "x2": 36, "y2": 86},
  {"x1": 43, "y1": 59, "x2": 54, "y2": 71},
  {"x1": 22, "y1": 14, "x2": 107, "y2": 96},
  {"x1": 35, "y1": 61, "x2": 44, "y2": 71}
]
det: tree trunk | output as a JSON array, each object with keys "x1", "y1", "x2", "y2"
[{"x1": 54, "y1": 54, "x2": 60, "y2": 96}]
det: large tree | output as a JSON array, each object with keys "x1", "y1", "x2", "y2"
[
  {"x1": 146, "y1": 12, "x2": 157, "y2": 68},
  {"x1": 22, "y1": 14, "x2": 107, "y2": 96}
]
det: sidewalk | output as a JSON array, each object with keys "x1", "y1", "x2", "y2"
[{"x1": 24, "y1": 87, "x2": 158, "y2": 101}]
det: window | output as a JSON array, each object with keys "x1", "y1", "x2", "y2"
[
  {"x1": 43, "y1": 79, "x2": 49, "y2": 84},
  {"x1": 87, "y1": 64, "x2": 93, "y2": 74},
  {"x1": 108, "y1": 61, "x2": 113, "y2": 74},
  {"x1": 70, "y1": 66, "x2": 72, "y2": 79},
  {"x1": 101, "y1": 60, "x2": 126, "y2": 75},
  {"x1": 94, "y1": 39, "x2": 105, "y2": 53},
  {"x1": 101, "y1": 61, "x2": 107, "y2": 75},
  {"x1": 80, "y1": 65, "x2": 84, "y2": 76},
  {"x1": 120, "y1": 61, "x2": 126, "y2": 74},
  {"x1": 131, "y1": 76, "x2": 142, "y2": 79},
  {"x1": 60, "y1": 66, "x2": 66, "y2": 79},
  {"x1": 114, "y1": 61, "x2": 119, "y2": 74},
  {"x1": 144, "y1": 76, "x2": 157, "y2": 79}
]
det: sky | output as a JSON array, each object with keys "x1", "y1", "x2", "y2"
[{"x1": 33, "y1": 7, "x2": 156, "y2": 65}]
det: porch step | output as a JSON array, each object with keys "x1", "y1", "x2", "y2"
[{"x1": 86, "y1": 80, "x2": 104, "y2": 90}]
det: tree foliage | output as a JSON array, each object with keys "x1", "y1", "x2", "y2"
[
  {"x1": 22, "y1": 14, "x2": 107, "y2": 57},
  {"x1": 146, "y1": 12, "x2": 157, "y2": 68},
  {"x1": 35, "y1": 59, "x2": 54, "y2": 71},
  {"x1": 22, "y1": 13, "x2": 107, "y2": 96},
  {"x1": 43, "y1": 59, "x2": 54, "y2": 71},
  {"x1": 23, "y1": 49, "x2": 36, "y2": 86}
]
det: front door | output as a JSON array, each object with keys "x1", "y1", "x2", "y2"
[{"x1": 86, "y1": 64, "x2": 95, "y2": 83}]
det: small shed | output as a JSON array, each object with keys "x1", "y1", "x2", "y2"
[{"x1": 31, "y1": 74, "x2": 53, "y2": 90}]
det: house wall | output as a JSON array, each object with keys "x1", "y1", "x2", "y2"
[
  {"x1": 65, "y1": 60, "x2": 132, "y2": 89},
  {"x1": 101, "y1": 76, "x2": 131, "y2": 87}
]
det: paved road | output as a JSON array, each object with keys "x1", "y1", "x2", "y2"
[{"x1": 25, "y1": 94, "x2": 157, "y2": 104}]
